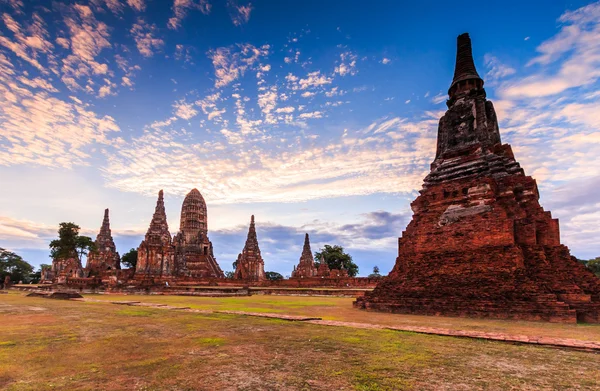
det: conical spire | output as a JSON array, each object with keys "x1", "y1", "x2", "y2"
[
  {"x1": 145, "y1": 189, "x2": 171, "y2": 242},
  {"x1": 302, "y1": 233, "x2": 312, "y2": 259},
  {"x1": 244, "y1": 215, "x2": 258, "y2": 249},
  {"x1": 99, "y1": 208, "x2": 111, "y2": 237},
  {"x1": 449, "y1": 33, "x2": 483, "y2": 96}
]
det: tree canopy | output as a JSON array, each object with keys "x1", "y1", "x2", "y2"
[
  {"x1": 265, "y1": 271, "x2": 283, "y2": 281},
  {"x1": 121, "y1": 248, "x2": 138, "y2": 269},
  {"x1": 368, "y1": 266, "x2": 382, "y2": 278},
  {"x1": 0, "y1": 248, "x2": 34, "y2": 284},
  {"x1": 314, "y1": 245, "x2": 359, "y2": 277},
  {"x1": 49, "y1": 222, "x2": 95, "y2": 263},
  {"x1": 585, "y1": 257, "x2": 600, "y2": 277}
]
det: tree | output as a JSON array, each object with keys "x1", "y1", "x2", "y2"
[
  {"x1": 49, "y1": 222, "x2": 95, "y2": 263},
  {"x1": 29, "y1": 264, "x2": 50, "y2": 284},
  {"x1": 368, "y1": 266, "x2": 382, "y2": 278},
  {"x1": 314, "y1": 245, "x2": 359, "y2": 277},
  {"x1": 121, "y1": 248, "x2": 138, "y2": 269},
  {"x1": 586, "y1": 257, "x2": 600, "y2": 277},
  {"x1": 0, "y1": 248, "x2": 34, "y2": 284},
  {"x1": 265, "y1": 271, "x2": 283, "y2": 281},
  {"x1": 224, "y1": 271, "x2": 235, "y2": 279}
]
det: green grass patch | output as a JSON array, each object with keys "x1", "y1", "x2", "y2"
[{"x1": 195, "y1": 337, "x2": 226, "y2": 346}]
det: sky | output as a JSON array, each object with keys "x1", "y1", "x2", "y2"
[{"x1": 1, "y1": 0, "x2": 600, "y2": 277}]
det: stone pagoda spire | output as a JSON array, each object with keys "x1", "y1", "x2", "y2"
[
  {"x1": 145, "y1": 190, "x2": 171, "y2": 243},
  {"x1": 356, "y1": 33, "x2": 600, "y2": 323},
  {"x1": 291, "y1": 233, "x2": 317, "y2": 278},
  {"x1": 136, "y1": 190, "x2": 174, "y2": 276},
  {"x1": 234, "y1": 215, "x2": 266, "y2": 281},
  {"x1": 448, "y1": 33, "x2": 483, "y2": 97},
  {"x1": 85, "y1": 208, "x2": 120, "y2": 273},
  {"x1": 427, "y1": 33, "x2": 511, "y2": 186}
]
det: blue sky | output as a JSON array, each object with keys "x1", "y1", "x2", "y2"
[{"x1": 1, "y1": 0, "x2": 600, "y2": 276}]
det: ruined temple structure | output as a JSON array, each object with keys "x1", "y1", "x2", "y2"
[
  {"x1": 86, "y1": 209, "x2": 121, "y2": 274},
  {"x1": 43, "y1": 257, "x2": 84, "y2": 284},
  {"x1": 136, "y1": 188, "x2": 224, "y2": 279},
  {"x1": 316, "y1": 255, "x2": 330, "y2": 277},
  {"x1": 291, "y1": 234, "x2": 317, "y2": 278},
  {"x1": 355, "y1": 33, "x2": 600, "y2": 323},
  {"x1": 173, "y1": 189, "x2": 224, "y2": 278},
  {"x1": 234, "y1": 215, "x2": 266, "y2": 281},
  {"x1": 136, "y1": 190, "x2": 174, "y2": 276}
]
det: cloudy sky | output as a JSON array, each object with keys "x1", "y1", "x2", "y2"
[{"x1": 1, "y1": 0, "x2": 600, "y2": 276}]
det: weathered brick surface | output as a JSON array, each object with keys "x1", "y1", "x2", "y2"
[
  {"x1": 234, "y1": 215, "x2": 266, "y2": 281},
  {"x1": 355, "y1": 33, "x2": 600, "y2": 323}
]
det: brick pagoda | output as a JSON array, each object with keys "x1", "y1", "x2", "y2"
[
  {"x1": 355, "y1": 33, "x2": 600, "y2": 323},
  {"x1": 86, "y1": 209, "x2": 121, "y2": 274},
  {"x1": 234, "y1": 215, "x2": 266, "y2": 281},
  {"x1": 136, "y1": 190, "x2": 174, "y2": 276},
  {"x1": 291, "y1": 233, "x2": 317, "y2": 278},
  {"x1": 173, "y1": 189, "x2": 224, "y2": 278}
]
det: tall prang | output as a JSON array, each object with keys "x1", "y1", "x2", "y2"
[
  {"x1": 173, "y1": 189, "x2": 224, "y2": 278},
  {"x1": 355, "y1": 33, "x2": 600, "y2": 323},
  {"x1": 137, "y1": 190, "x2": 174, "y2": 276},
  {"x1": 234, "y1": 215, "x2": 266, "y2": 281},
  {"x1": 291, "y1": 233, "x2": 317, "y2": 278},
  {"x1": 86, "y1": 208, "x2": 121, "y2": 274}
]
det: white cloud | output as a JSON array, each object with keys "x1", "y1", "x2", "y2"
[
  {"x1": 208, "y1": 43, "x2": 269, "y2": 88},
  {"x1": 334, "y1": 51, "x2": 358, "y2": 76},
  {"x1": 484, "y1": 54, "x2": 516, "y2": 82},
  {"x1": 127, "y1": 0, "x2": 146, "y2": 12},
  {"x1": 131, "y1": 19, "x2": 164, "y2": 57},
  {"x1": 173, "y1": 99, "x2": 198, "y2": 120},
  {"x1": 500, "y1": 2, "x2": 600, "y2": 99},
  {"x1": 228, "y1": 1, "x2": 252, "y2": 26},
  {"x1": 168, "y1": 0, "x2": 211, "y2": 30},
  {"x1": 381, "y1": 57, "x2": 391, "y2": 64}
]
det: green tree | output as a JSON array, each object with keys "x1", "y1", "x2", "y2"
[
  {"x1": 368, "y1": 266, "x2": 382, "y2": 278},
  {"x1": 586, "y1": 257, "x2": 600, "y2": 277},
  {"x1": 265, "y1": 271, "x2": 283, "y2": 281},
  {"x1": 49, "y1": 222, "x2": 95, "y2": 264},
  {"x1": 314, "y1": 245, "x2": 359, "y2": 277},
  {"x1": 224, "y1": 271, "x2": 235, "y2": 279},
  {"x1": 121, "y1": 248, "x2": 138, "y2": 269},
  {"x1": 0, "y1": 248, "x2": 34, "y2": 284}
]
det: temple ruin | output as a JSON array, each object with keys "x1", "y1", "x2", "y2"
[
  {"x1": 234, "y1": 215, "x2": 266, "y2": 281},
  {"x1": 355, "y1": 33, "x2": 600, "y2": 323},
  {"x1": 86, "y1": 209, "x2": 121, "y2": 274},
  {"x1": 291, "y1": 234, "x2": 318, "y2": 278}
]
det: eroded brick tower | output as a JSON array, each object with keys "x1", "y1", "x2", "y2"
[
  {"x1": 291, "y1": 233, "x2": 317, "y2": 278},
  {"x1": 355, "y1": 33, "x2": 600, "y2": 323},
  {"x1": 136, "y1": 190, "x2": 174, "y2": 276},
  {"x1": 173, "y1": 189, "x2": 224, "y2": 278},
  {"x1": 234, "y1": 215, "x2": 266, "y2": 281},
  {"x1": 86, "y1": 208, "x2": 121, "y2": 274}
]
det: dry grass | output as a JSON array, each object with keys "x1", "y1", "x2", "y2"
[
  {"x1": 0, "y1": 291, "x2": 599, "y2": 390},
  {"x1": 83, "y1": 292, "x2": 600, "y2": 342}
]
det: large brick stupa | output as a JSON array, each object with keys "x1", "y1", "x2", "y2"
[{"x1": 354, "y1": 33, "x2": 600, "y2": 323}]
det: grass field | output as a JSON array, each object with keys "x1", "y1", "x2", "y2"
[{"x1": 1, "y1": 291, "x2": 600, "y2": 390}]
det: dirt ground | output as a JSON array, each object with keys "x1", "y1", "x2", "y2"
[{"x1": 1, "y1": 291, "x2": 600, "y2": 390}]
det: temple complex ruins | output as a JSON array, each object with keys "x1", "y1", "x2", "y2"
[
  {"x1": 137, "y1": 189, "x2": 224, "y2": 279},
  {"x1": 234, "y1": 215, "x2": 266, "y2": 281},
  {"x1": 355, "y1": 33, "x2": 600, "y2": 323},
  {"x1": 86, "y1": 209, "x2": 121, "y2": 274}
]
